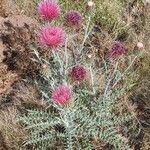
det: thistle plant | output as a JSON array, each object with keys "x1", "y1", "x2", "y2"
[{"x1": 19, "y1": 0, "x2": 140, "y2": 150}]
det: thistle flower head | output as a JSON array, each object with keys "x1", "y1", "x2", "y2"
[
  {"x1": 38, "y1": 0, "x2": 60, "y2": 20},
  {"x1": 64, "y1": 10, "x2": 82, "y2": 28},
  {"x1": 52, "y1": 84, "x2": 72, "y2": 105},
  {"x1": 39, "y1": 26, "x2": 65, "y2": 48},
  {"x1": 109, "y1": 41, "x2": 125, "y2": 59},
  {"x1": 70, "y1": 65, "x2": 87, "y2": 82}
]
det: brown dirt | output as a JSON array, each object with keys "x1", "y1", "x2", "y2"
[
  {"x1": 0, "y1": 16, "x2": 18, "y2": 96},
  {"x1": 0, "y1": 64, "x2": 18, "y2": 96},
  {"x1": 0, "y1": 0, "x2": 19, "y2": 17},
  {"x1": 0, "y1": 14, "x2": 41, "y2": 95},
  {"x1": 1, "y1": 14, "x2": 41, "y2": 76},
  {"x1": 0, "y1": 1, "x2": 42, "y2": 149}
]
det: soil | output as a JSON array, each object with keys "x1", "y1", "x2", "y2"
[
  {"x1": 0, "y1": 0, "x2": 19, "y2": 17},
  {"x1": 0, "y1": 1, "x2": 42, "y2": 149}
]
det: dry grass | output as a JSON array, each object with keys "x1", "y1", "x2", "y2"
[
  {"x1": 0, "y1": 81, "x2": 44, "y2": 149},
  {"x1": 142, "y1": 134, "x2": 150, "y2": 150},
  {"x1": 0, "y1": 107, "x2": 26, "y2": 149}
]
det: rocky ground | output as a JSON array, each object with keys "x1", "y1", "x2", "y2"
[{"x1": 0, "y1": 0, "x2": 41, "y2": 149}]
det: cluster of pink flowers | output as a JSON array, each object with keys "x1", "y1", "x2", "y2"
[
  {"x1": 38, "y1": 0, "x2": 82, "y2": 48},
  {"x1": 37, "y1": 0, "x2": 84, "y2": 105},
  {"x1": 37, "y1": 1, "x2": 129, "y2": 106},
  {"x1": 51, "y1": 64, "x2": 87, "y2": 105}
]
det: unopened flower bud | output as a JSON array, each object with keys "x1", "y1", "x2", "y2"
[
  {"x1": 137, "y1": 42, "x2": 144, "y2": 49},
  {"x1": 87, "y1": 54, "x2": 92, "y2": 58},
  {"x1": 86, "y1": 1, "x2": 95, "y2": 11}
]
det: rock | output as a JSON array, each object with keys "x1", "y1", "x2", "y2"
[
  {"x1": 0, "y1": 2, "x2": 44, "y2": 150},
  {"x1": 0, "y1": 64, "x2": 18, "y2": 95},
  {"x1": 0, "y1": 14, "x2": 40, "y2": 78},
  {"x1": 4, "y1": 14, "x2": 38, "y2": 28},
  {"x1": 0, "y1": 14, "x2": 41, "y2": 96}
]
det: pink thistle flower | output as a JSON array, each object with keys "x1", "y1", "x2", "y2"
[
  {"x1": 38, "y1": 0, "x2": 60, "y2": 20},
  {"x1": 70, "y1": 65, "x2": 87, "y2": 82},
  {"x1": 108, "y1": 41, "x2": 125, "y2": 59},
  {"x1": 39, "y1": 26, "x2": 65, "y2": 48},
  {"x1": 64, "y1": 10, "x2": 82, "y2": 28},
  {"x1": 52, "y1": 84, "x2": 72, "y2": 105}
]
